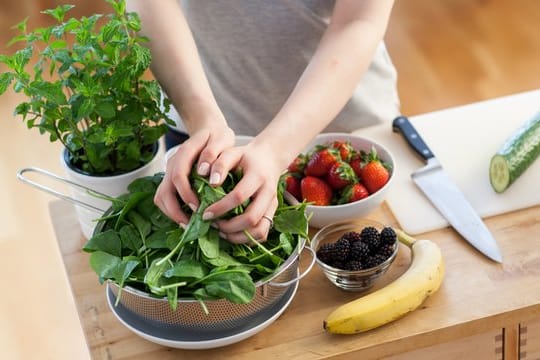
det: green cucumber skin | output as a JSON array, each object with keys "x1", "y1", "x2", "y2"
[{"x1": 491, "y1": 112, "x2": 540, "y2": 192}]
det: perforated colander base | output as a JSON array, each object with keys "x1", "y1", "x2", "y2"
[{"x1": 108, "y1": 260, "x2": 298, "y2": 333}]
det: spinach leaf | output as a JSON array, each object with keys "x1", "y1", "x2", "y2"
[
  {"x1": 119, "y1": 224, "x2": 142, "y2": 253},
  {"x1": 127, "y1": 176, "x2": 158, "y2": 193},
  {"x1": 88, "y1": 251, "x2": 139, "y2": 289},
  {"x1": 83, "y1": 229, "x2": 122, "y2": 257},
  {"x1": 198, "y1": 228, "x2": 220, "y2": 259},
  {"x1": 199, "y1": 270, "x2": 255, "y2": 304},
  {"x1": 274, "y1": 205, "x2": 308, "y2": 239},
  {"x1": 279, "y1": 232, "x2": 294, "y2": 255},
  {"x1": 126, "y1": 210, "x2": 152, "y2": 240},
  {"x1": 146, "y1": 230, "x2": 169, "y2": 249},
  {"x1": 164, "y1": 259, "x2": 208, "y2": 280}
]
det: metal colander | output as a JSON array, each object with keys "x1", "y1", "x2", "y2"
[
  {"x1": 108, "y1": 237, "x2": 313, "y2": 333},
  {"x1": 16, "y1": 167, "x2": 315, "y2": 333}
]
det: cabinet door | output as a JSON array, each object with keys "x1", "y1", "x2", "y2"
[
  {"x1": 385, "y1": 329, "x2": 503, "y2": 360},
  {"x1": 520, "y1": 317, "x2": 540, "y2": 359}
]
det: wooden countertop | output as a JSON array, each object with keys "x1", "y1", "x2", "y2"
[{"x1": 48, "y1": 197, "x2": 540, "y2": 359}]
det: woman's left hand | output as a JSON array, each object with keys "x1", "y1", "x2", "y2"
[{"x1": 201, "y1": 140, "x2": 284, "y2": 244}]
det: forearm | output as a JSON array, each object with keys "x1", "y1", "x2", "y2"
[
  {"x1": 127, "y1": 0, "x2": 225, "y2": 133},
  {"x1": 255, "y1": 0, "x2": 395, "y2": 167}
]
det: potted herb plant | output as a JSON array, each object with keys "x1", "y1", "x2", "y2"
[{"x1": 0, "y1": 0, "x2": 174, "y2": 238}]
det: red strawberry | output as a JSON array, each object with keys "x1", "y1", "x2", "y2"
[
  {"x1": 330, "y1": 140, "x2": 354, "y2": 162},
  {"x1": 349, "y1": 152, "x2": 363, "y2": 178},
  {"x1": 300, "y1": 176, "x2": 333, "y2": 206},
  {"x1": 287, "y1": 154, "x2": 307, "y2": 175},
  {"x1": 339, "y1": 183, "x2": 369, "y2": 204},
  {"x1": 360, "y1": 149, "x2": 390, "y2": 194},
  {"x1": 284, "y1": 174, "x2": 302, "y2": 202},
  {"x1": 326, "y1": 161, "x2": 357, "y2": 190},
  {"x1": 304, "y1": 148, "x2": 339, "y2": 177}
]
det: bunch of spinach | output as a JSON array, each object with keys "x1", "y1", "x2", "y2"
[{"x1": 83, "y1": 171, "x2": 308, "y2": 313}]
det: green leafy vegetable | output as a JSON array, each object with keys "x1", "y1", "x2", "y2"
[
  {"x1": 83, "y1": 172, "x2": 309, "y2": 311},
  {"x1": 0, "y1": 0, "x2": 174, "y2": 175}
]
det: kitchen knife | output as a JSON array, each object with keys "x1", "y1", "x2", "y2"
[{"x1": 392, "y1": 116, "x2": 503, "y2": 263}]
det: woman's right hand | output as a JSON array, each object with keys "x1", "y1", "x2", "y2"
[{"x1": 154, "y1": 124, "x2": 236, "y2": 226}]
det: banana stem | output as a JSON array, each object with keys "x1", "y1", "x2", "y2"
[{"x1": 395, "y1": 229, "x2": 416, "y2": 248}]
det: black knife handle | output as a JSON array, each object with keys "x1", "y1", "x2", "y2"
[{"x1": 392, "y1": 116, "x2": 435, "y2": 162}]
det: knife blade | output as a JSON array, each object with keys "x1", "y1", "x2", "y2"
[{"x1": 392, "y1": 115, "x2": 503, "y2": 263}]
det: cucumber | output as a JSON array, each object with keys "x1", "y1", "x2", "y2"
[{"x1": 489, "y1": 111, "x2": 540, "y2": 193}]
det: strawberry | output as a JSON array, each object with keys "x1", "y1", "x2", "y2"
[
  {"x1": 349, "y1": 152, "x2": 363, "y2": 178},
  {"x1": 284, "y1": 174, "x2": 302, "y2": 202},
  {"x1": 300, "y1": 176, "x2": 333, "y2": 206},
  {"x1": 287, "y1": 154, "x2": 307, "y2": 175},
  {"x1": 326, "y1": 160, "x2": 357, "y2": 190},
  {"x1": 330, "y1": 140, "x2": 354, "y2": 162},
  {"x1": 339, "y1": 182, "x2": 369, "y2": 204},
  {"x1": 304, "y1": 147, "x2": 339, "y2": 177},
  {"x1": 360, "y1": 149, "x2": 390, "y2": 194}
]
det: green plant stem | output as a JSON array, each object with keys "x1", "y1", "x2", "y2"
[
  {"x1": 159, "y1": 281, "x2": 188, "y2": 290},
  {"x1": 243, "y1": 230, "x2": 275, "y2": 258}
]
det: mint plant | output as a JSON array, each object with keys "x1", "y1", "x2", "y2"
[{"x1": 0, "y1": 0, "x2": 173, "y2": 175}]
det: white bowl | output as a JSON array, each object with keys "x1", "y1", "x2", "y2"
[{"x1": 299, "y1": 133, "x2": 395, "y2": 229}]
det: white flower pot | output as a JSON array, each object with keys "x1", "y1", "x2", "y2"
[{"x1": 61, "y1": 142, "x2": 165, "y2": 239}]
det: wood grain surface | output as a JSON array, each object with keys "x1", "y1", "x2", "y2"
[{"x1": 50, "y1": 199, "x2": 540, "y2": 359}]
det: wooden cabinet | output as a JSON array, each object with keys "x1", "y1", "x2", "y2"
[
  {"x1": 520, "y1": 317, "x2": 540, "y2": 359},
  {"x1": 387, "y1": 330, "x2": 503, "y2": 360}
]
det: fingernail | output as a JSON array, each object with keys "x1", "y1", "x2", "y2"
[
  {"x1": 179, "y1": 223, "x2": 187, "y2": 229},
  {"x1": 219, "y1": 231, "x2": 227, "y2": 239},
  {"x1": 202, "y1": 211, "x2": 214, "y2": 221},
  {"x1": 188, "y1": 203, "x2": 198, "y2": 212},
  {"x1": 198, "y1": 162, "x2": 210, "y2": 176},
  {"x1": 209, "y1": 172, "x2": 221, "y2": 185},
  {"x1": 210, "y1": 222, "x2": 219, "y2": 229}
]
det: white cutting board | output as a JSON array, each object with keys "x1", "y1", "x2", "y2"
[{"x1": 354, "y1": 89, "x2": 540, "y2": 235}]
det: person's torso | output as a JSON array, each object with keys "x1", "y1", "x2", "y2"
[{"x1": 170, "y1": 0, "x2": 399, "y2": 135}]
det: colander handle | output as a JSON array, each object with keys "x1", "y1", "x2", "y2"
[
  {"x1": 268, "y1": 245, "x2": 316, "y2": 287},
  {"x1": 16, "y1": 167, "x2": 107, "y2": 213}
]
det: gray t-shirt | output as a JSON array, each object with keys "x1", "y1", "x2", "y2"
[{"x1": 168, "y1": 0, "x2": 400, "y2": 135}]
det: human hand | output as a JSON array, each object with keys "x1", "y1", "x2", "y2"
[
  {"x1": 200, "y1": 139, "x2": 285, "y2": 244},
  {"x1": 154, "y1": 125, "x2": 235, "y2": 226}
]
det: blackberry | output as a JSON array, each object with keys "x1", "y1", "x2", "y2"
[
  {"x1": 327, "y1": 260, "x2": 344, "y2": 269},
  {"x1": 348, "y1": 240, "x2": 370, "y2": 261},
  {"x1": 316, "y1": 243, "x2": 336, "y2": 264},
  {"x1": 380, "y1": 227, "x2": 397, "y2": 246},
  {"x1": 378, "y1": 244, "x2": 396, "y2": 259},
  {"x1": 360, "y1": 226, "x2": 381, "y2": 252},
  {"x1": 341, "y1": 231, "x2": 362, "y2": 243},
  {"x1": 364, "y1": 254, "x2": 387, "y2": 268},
  {"x1": 344, "y1": 260, "x2": 363, "y2": 271},
  {"x1": 333, "y1": 237, "x2": 351, "y2": 262}
]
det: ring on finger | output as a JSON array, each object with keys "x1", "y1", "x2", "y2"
[{"x1": 262, "y1": 215, "x2": 274, "y2": 228}]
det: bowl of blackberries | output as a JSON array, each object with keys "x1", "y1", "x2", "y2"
[{"x1": 311, "y1": 219, "x2": 399, "y2": 292}]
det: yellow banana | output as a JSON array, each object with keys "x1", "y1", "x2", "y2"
[{"x1": 323, "y1": 230, "x2": 444, "y2": 334}]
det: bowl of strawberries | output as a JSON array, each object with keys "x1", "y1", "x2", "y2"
[{"x1": 282, "y1": 133, "x2": 395, "y2": 229}]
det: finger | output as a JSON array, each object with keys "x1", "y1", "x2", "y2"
[
  {"x1": 207, "y1": 146, "x2": 244, "y2": 187},
  {"x1": 169, "y1": 135, "x2": 208, "y2": 210},
  {"x1": 196, "y1": 128, "x2": 235, "y2": 176},
  {"x1": 219, "y1": 197, "x2": 279, "y2": 244},
  {"x1": 202, "y1": 169, "x2": 259, "y2": 221},
  {"x1": 217, "y1": 192, "x2": 278, "y2": 238},
  {"x1": 153, "y1": 175, "x2": 189, "y2": 225}
]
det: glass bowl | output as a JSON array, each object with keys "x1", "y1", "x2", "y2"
[{"x1": 310, "y1": 219, "x2": 399, "y2": 292}]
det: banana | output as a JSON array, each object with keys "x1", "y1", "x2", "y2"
[{"x1": 323, "y1": 230, "x2": 445, "y2": 334}]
